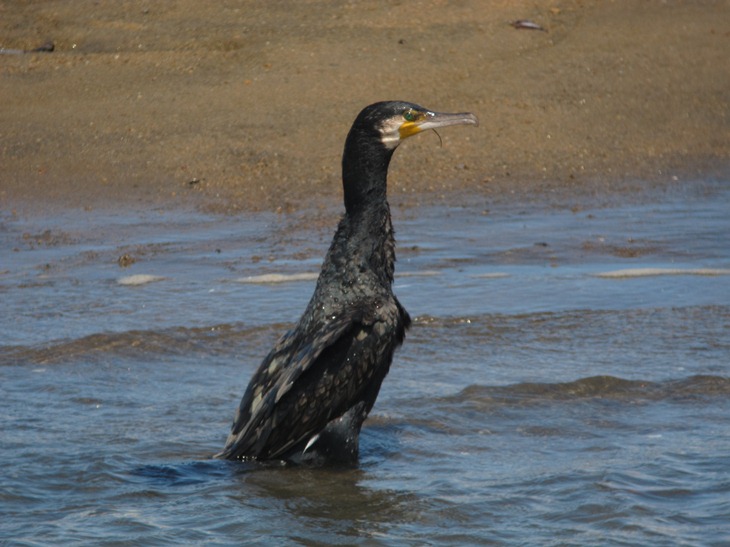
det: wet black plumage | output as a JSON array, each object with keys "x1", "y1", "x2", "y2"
[{"x1": 217, "y1": 101, "x2": 477, "y2": 464}]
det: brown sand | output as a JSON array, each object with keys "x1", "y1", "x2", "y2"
[{"x1": 1, "y1": 0, "x2": 728, "y2": 215}]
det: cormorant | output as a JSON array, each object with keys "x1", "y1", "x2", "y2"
[{"x1": 217, "y1": 101, "x2": 478, "y2": 464}]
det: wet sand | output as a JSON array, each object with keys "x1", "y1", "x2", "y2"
[{"x1": 1, "y1": 0, "x2": 728, "y2": 215}]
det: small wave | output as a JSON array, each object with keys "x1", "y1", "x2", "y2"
[
  {"x1": 117, "y1": 274, "x2": 166, "y2": 285},
  {"x1": 0, "y1": 323, "x2": 277, "y2": 366},
  {"x1": 594, "y1": 267, "x2": 730, "y2": 279},
  {"x1": 450, "y1": 375, "x2": 730, "y2": 407},
  {"x1": 130, "y1": 461, "x2": 238, "y2": 486},
  {"x1": 397, "y1": 270, "x2": 442, "y2": 278},
  {"x1": 236, "y1": 273, "x2": 318, "y2": 284},
  {"x1": 470, "y1": 272, "x2": 510, "y2": 279}
]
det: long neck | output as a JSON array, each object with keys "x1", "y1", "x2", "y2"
[
  {"x1": 311, "y1": 128, "x2": 398, "y2": 295},
  {"x1": 301, "y1": 128, "x2": 397, "y2": 331},
  {"x1": 305, "y1": 192, "x2": 396, "y2": 330},
  {"x1": 347, "y1": 198, "x2": 396, "y2": 284},
  {"x1": 341, "y1": 126, "x2": 395, "y2": 216}
]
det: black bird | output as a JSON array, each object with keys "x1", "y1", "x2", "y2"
[{"x1": 217, "y1": 101, "x2": 478, "y2": 464}]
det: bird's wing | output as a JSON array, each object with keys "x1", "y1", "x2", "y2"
[{"x1": 216, "y1": 311, "x2": 364, "y2": 460}]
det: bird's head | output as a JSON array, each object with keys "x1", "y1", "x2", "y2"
[
  {"x1": 342, "y1": 101, "x2": 478, "y2": 214},
  {"x1": 353, "y1": 101, "x2": 478, "y2": 150}
]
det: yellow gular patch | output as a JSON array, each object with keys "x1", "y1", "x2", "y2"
[
  {"x1": 379, "y1": 109, "x2": 428, "y2": 149},
  {"x1": 398, "y1": 121, "x2": 424, "y2": 139}
]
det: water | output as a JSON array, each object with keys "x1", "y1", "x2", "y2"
[{"x1": 2, "y1": 185, "x2": 730, "y2": 545}]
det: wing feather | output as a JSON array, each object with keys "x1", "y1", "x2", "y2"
[{"x1": 216, "y1": 312, "x2": 362, "y2": 460}]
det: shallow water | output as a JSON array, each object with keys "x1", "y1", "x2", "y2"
[{"x1": 2, "y1": 186, "x2": 730, "y2": 545}]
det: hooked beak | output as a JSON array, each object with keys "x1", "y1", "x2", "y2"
[{"x1": 399, "y1": 110, "x2": 479, "y2": 139}]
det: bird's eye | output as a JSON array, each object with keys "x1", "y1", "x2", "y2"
[{"x1": 403, "y1": 109, "x2": 418, "y2": 122}]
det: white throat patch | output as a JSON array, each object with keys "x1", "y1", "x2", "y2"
[{"x1": 378, "y1": 117, "x2": 404, "y2": 150}]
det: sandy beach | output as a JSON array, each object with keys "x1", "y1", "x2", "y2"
[{"x1": 1, "y1": 0, "x2": 728, "y2": 215}]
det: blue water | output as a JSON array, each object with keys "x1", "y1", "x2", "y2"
[{"x1": 2, "y1": 184, "x2": 729, "y2": 545}]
